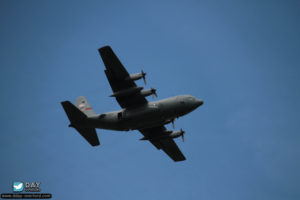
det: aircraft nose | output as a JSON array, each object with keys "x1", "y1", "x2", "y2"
[{"x1": 195, "y1": 99, "x2": 204, "y2": 107}]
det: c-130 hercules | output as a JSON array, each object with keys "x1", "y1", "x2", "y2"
[{"x1": 61, "y1": 46, "x2": 203, "y2": 162}]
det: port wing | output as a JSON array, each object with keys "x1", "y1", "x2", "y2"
[{"x1": 139, "y1": 126, "x2": 186, "y2": 162}]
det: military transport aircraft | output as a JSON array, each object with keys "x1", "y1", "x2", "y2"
[{"x1": 61, "y1": 46, "x2": 203, "y2": 162}]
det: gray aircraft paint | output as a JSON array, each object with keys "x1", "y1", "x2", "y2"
[
  {"x1": 83, "y1": 95, "x2": 203, "y2": 131},
  {"x1": 75, "y1": 96, "x2": 96, "y2": 117}
]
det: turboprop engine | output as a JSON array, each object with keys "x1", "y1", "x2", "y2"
[
  {"x1": 126, "y1": 70, "x2": 147, "y2": 84},
  {"x1": 140, "y1": 129, "x2": 185, "y2": 142},
  {"x1": 140, "y1": 88, "x2": 157, "y2": 98}
]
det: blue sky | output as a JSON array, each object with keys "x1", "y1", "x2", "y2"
[{"x1": 0, "y1": 0, "x2": 300, "y2": 199}]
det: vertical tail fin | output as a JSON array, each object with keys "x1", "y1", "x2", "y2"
[{"x1": 75, "y1": 96, "x2": 96, "y2": 117}]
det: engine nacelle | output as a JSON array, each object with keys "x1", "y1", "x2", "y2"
[
  {"x1": 126, "y1": 70, "x2": 147, "y2": 84},
  {"x1": 140, "y1": 89, "x2": 156, "y2": 97},
  {"x1": 140, "y1": 129, "x2": 184, "y2": 140},
  {"x1": 109, "y1": 86, "x2": 143, "y2": 97},
  {"x1": 127, "y1": 73, "x2": 144, "y2": 81},
  {"x1": 169, "y1": 130, "x2": 184, "y2": 139}
]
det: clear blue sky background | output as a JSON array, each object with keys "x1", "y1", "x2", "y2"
[{"x1": 1, "y1": 0, "x2": 299, "y2": 199}]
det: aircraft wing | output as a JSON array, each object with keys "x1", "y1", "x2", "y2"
[
  {"x1": 139, "y1": 126, "x2": 186, "y2": 162},
  {"x1": 98, "y1": 46, "x2": 148, "y2": 108}
]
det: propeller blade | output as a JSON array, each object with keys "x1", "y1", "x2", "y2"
[
  {"x1": 141, "y1": 70, "x2": 146, "y2": 85},
  {"x1": 151, "y1": 88, "x2": 157, "y2": 98},
  {"x1": 171, "y1": 119, "x2": 175, "y2": 129},
  {"x1": 181, "y1": 128, "x2": 185, "y2": 142}
]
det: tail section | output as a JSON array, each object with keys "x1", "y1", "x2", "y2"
[
  {"x1": 61, "y1": 101, "x2": 87, "y2": 126},
  {"x1": 75, "y1": 96, "x2": 96, "y2": 117},
  {"x1": 61, "y1": 100, "x2": 100, "y2": 146}
]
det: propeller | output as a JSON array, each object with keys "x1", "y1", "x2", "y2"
[
  {"x1": 180, "y1": 128, "x2": 185, "y2": 142},
  {"x1": 171, "y1": 119, "x2": 175, "y2": 129},
  {"x1": 141, "y1": 70, "x2": 146, "y2": 85},
  {"x1": 151, "y1": 88, "x2": 157, "y2": 98}
]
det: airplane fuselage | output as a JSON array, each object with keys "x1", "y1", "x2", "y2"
[{"x1": 85, "y1": 95, "x2": 203, "y2": 131}]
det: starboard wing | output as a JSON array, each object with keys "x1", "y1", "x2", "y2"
[{"x1": 98, "y1": 46, "x2": 148, "y2": 108}]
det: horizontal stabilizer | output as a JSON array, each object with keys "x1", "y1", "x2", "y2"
[
  {"x1": 61, "y1": 101, "x2": 87, "y2": 125},
  {"x1": 61, "y1": 101, "x2": 100, "y2": 146},
  {"x1": 73, "y1": 127, "x2": 100, "y2": 146}
]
